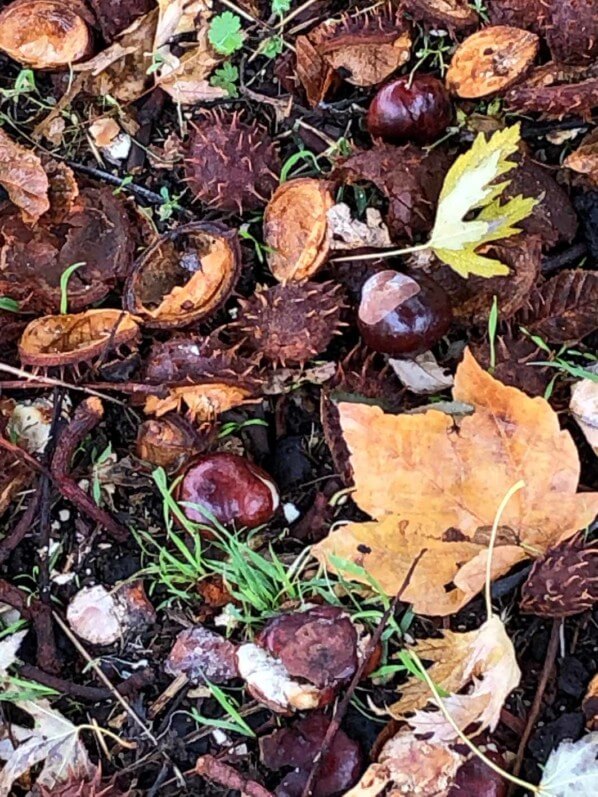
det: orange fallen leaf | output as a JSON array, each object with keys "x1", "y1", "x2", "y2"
[
  {"x1": 313, "y1": 349, "x2": 598, "y2": 615},
  {"x1": 0, "y1": 128, "x2": 49, "y2": 223}
]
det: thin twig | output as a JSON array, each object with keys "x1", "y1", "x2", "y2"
[
  {"x1": 52, "y1": 611, "x2": 159, "y2": 744},
  {"x1": 510, "y1": 618, "x2": 563, "y2": 785},
  {"x1": 0, "y1": 363, "x2": 127, "y2": 405},
  {"x1": 0, "y1": 488, "x2": 41, "y2": 565},
  {"x1": 0, "y1": 434, "x2": 51, "y2": 479},
  {"x1": 300, "y1": 549, "x2": 426, "y2": 797}
]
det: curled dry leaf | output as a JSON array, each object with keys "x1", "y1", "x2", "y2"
[
  {"x1": 158, "y1": 44, "x2": 226, "y2": 104},
  {"x1": 0, "y1": 186, "x2": 137, "y2": 314},
  {"x1": 401, "y1": 0, "x2": 478, "y2": 32},
  {"x1": 313, "y1": 349, "x2": 598, "y2": 615},
  {"x1": 75, "y1": 9, "x2": 157, "y2": 103},
  {"x1": 136, "y1": 414, "x2": 205, "y2": 472},
  {"x1": 564, "y1": 131, "x2": 598, "y2": 186},
  {"x1": 0, "y1": 128, "x2": 49, "y2": 224},
  {"x1": 308, "y1": 4, "x2": 412, "y2": 88},
  {"x1": 260, "y1": 712, "x2": 362, "y2": 797},
  {"x1": 389, "y1": 351, "x2": 454, "y2": 395},
  {"x1": 0, "y1": 0, "x2": 92, "y2": 69},
  {"x1": 264, "y1": 178, "x2": 333, "y2": 282},
  {"x1": 570, "y1": 378, "x2": 598, "y2": 456},
  {"x1": 520, "y1": 537, "x2": 598, "y2": 618},
  {"x1": 391, "y1": 616, "x2": 520, "y2": 741},
  {"x1": 18, "y1": 309, "x2": 140, "y2": 368},
  {"x1": 165, "y1": 625, "x2": 238, "y2": 684},
  {"x1": 328, "y1": 203, "x2": 392, "y2": 250},
  {"x1": 334, "y1": 144, "x2": 450, "y2": 241},
  {"x1": 124, "y1": 222, "x2": 240, "y2": 329},
  {"x1": 515, "y1": 269, "x2": 598, "y2": 344},
  {"x1": 141, "y1": 337, "x2": 262, "y2": 422},
  {"x1": 446, "y1": 26, "x2": 539, "y2": 99},
  {"x1": 89, "y1": 0, "x2": 154, "y2": 43},
  {"x1": 66, "y1": 582, "x2": 155, "y2": 646},
  {"x1": 295, "y1": 35, "x2": 338, "y2": 107}
]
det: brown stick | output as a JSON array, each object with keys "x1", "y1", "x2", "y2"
[
  {"x1": 19, "y1": 663, "x2": 154, "y2": 701},
  {"x1": 0, "y1": 488, "x2": 41, "y2": 565},
  {"x1": 300, "y1": 549, "x2": 427, "y2": 797},
  {"x1": 0, "y1": 434, "x2": 51, "y2": 479},
  {"x1": 0, "y1": 578, "x2": 58, "y2": 673},
  {"x1": 510, "y1": 618, "x2": 562, "y2": 785},
  {"x1": 51, "y1": 398, "x2": 129, "y2": 542},
  {"x1": 194, "y1": 755, "x2": 274, "y2": 797}
]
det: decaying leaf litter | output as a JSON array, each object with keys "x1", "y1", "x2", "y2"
[{"x1": 0, "y1": 0, "x2": 597, "y2": 794}]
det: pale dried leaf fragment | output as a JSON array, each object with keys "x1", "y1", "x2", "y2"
[
  {"x1": 389, "y1": 351, "x2": 454, "y2": 395},
  {"x1": 564, "y1": 130, "x2": 598, "y2": 186},
  {"x1": 570, "y1": 378, "x2": 598, "y2": 457},
  {"x1": 313, "y1": 349, "x2": 598, "y2": 615},
  {"x1": 328, "y1": 203, "x2": 392, "y2": 250},
  {"x1": 538, "y1": 732, "x2": 598, "y2": 797},
  {"x1": 0, "y1": 128, "x2": 49, "y2": 223},
  {"x1": 344, "y1": 730, "x2": 466, "y2": 797},
  {"x1": 0, "y1": 700, "x2": 93, "y2": 797},
  {"x1": 392, "y1": 616, "x2": 520, "y2": 741}
]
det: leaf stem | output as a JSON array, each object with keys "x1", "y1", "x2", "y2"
[
  {"x1": 485, "y1": 480, "x2": 526, "y2": 621},
  {"x1": 410, "y1": 649, "x2": 540, "y2": 794},
  {"x1": 330, "y1": 243, "x2": 431, "y2": 263}
]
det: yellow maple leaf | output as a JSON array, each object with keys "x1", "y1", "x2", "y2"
[{"x1": 313, "y1": 349, "x2": 598, "y2": 615}]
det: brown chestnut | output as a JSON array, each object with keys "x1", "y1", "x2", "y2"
[
  {"x1": 358, "y1": 270, "x2": 452, "y2": 356},
  {"x1": 178, "y1": 453, "x2": 279, "y2": 529},
  {"x1": 367, "y1": 75, "x2": 453, "y2": 145}
]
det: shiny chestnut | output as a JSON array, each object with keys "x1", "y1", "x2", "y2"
[
  {"x1": 367, "y1": 75, "x2": 453, "y2": 145},
  {"x1": 178, "y1": 453, "x2": 279, "y2": 529},
  {"x1": 358, "y1": 270, "x2": 452, "y2": 356}
]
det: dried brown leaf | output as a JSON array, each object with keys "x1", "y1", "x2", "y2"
[
  {"x1": 0, "y1": 128, "x2": 49, "y2": 223},
  {"x1": 516, "y1": 269, "x2": 598, "y2": 344}
]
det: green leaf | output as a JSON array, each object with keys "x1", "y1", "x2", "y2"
[
  {"x1": 271, "y1": 0, "x2": 291, "y2": 15},
  {"x1": 209, "y1": 62, "x2": 239, "y2": 97},
  {"x1": 260, "y1": 35, "x2": 284, "y2": 59},
  {"x1": 208, "y1": 12, "x2": 245, "y2": 56},
  {"x1": 428, "y1": 124, "x2": 537, "y2": 278},
  {"x1": 0, "y1": 297, "x2": 20, "y2": 313},
  {"x1": 59, "y1": 262, "x2": 86, "y2": 314}
]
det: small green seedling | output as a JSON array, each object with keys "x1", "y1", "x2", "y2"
[
  {"x1": 59, "y1": 262, "x2": 86, "y2": 314},
  {"x1": 0, "y1": 297, "x2": 20, "y2": 312},
  {"x1": 210, "y1": 62, "x2": 240, "y2": 97},
  {"x1": 209, "y1": 12, "x2": 245, "y2": 56}
]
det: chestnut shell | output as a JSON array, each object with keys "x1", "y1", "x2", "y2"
[
  {"x1": 177, "y1": 453, "x2": 279, "y2": 530},
  {"x1": 123, "y1": 222, "x2": 240, "y2": 329},
  {"x1": 358, "y1": 271, "x2": 452, "y2": 356},
  {"x1": 367, "y1": 75, "x2": 453, "y2": 145}
]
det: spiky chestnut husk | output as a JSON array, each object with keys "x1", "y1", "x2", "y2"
[
  {"x1": 321, "y1": 345, "x2": 403, "y2": 484},
  {"x1": 231, "y1": 281, "x2": 346, "y2": 366},
  {"x1": 546, "y1": 0, "x2": 598, "y2": 66},
  {"x1": 185, "y1": 111, "x2": 281, "y2": 213},
  {"x1": 506, "y1": 64, "x2": 598, "y2": 120},
  {"x1": 487, "y1": 0, "x2": 549, "y2": 35},
  {"x1": 520, "y1": 538, "x2": 598, "y2": 618},
  {"x1": 400, "y1": 0, "x2": 478, "y2": 33}
]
